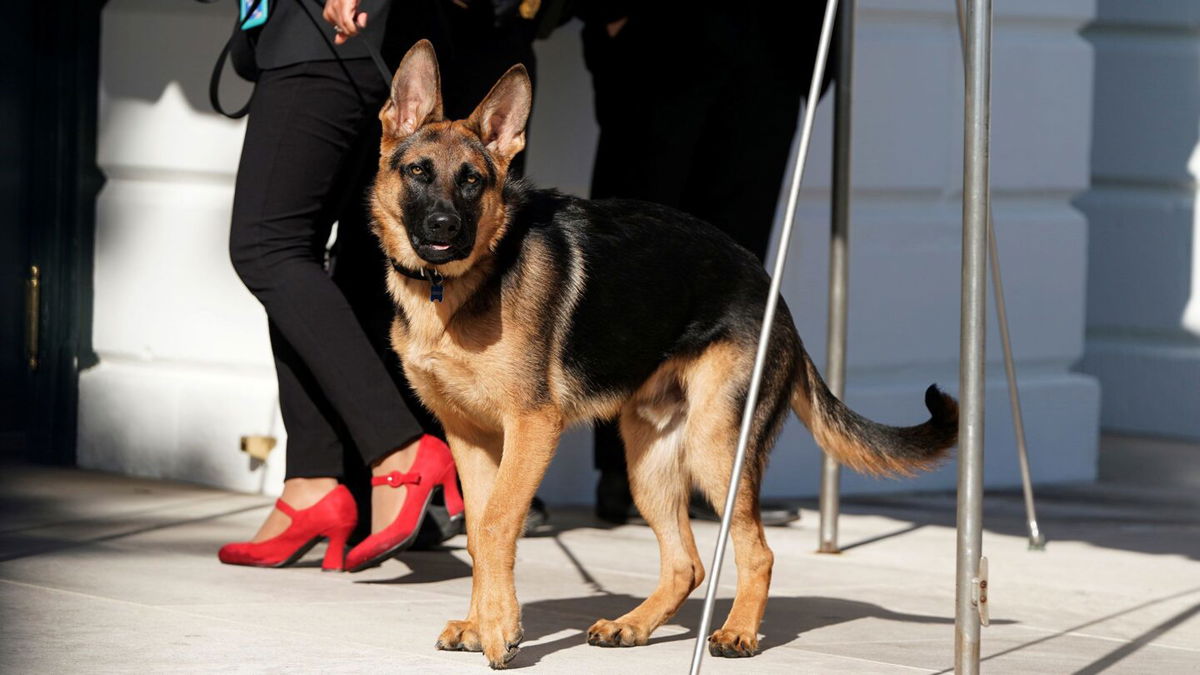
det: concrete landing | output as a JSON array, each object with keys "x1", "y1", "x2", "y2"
[{"x1": 2, "y1": 462, "x2": 1197, "y2": 673}]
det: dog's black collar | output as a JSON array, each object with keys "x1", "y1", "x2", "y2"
[{"x1": 391, "y1": 259, "x2": 446, "y2": 303}]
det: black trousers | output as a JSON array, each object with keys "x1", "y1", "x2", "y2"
[
  {"x1": 583, "y1": 5, "x2": 823, "y2": 476},
  {"x1": 228, "y1": 0, "x2": 538, "y2": 480},
  {"x1": 230, "y1": 59, "x2": 437, "y2": 480}
]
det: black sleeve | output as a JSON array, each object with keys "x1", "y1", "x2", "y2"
[{"x1": 574, "y1": 0, "x2": 633, "y2": 26}]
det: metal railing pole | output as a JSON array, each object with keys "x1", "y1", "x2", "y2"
[
  {"x1": 687, "y1": 0, "x2": 840, "y2": 671},
  {"x1": 956, "y1": 0, "x2": 991, "y2": 671},
  {"x1": 988, "y1": 220, "x2": 1045, "y2": 550},
  {"x1": 953, "y1": 0, "x2": 1045, "y2": 553},
  {"x1": 818, "y1": 0, "x2": 855, "y2": 557}
]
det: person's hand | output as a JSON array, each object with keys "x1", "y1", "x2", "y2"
[
  {"x1": 323, "y1": 0, "x2": 368, "y2": 45},
  {"x1": 606, "y1": 17, "x2": 628, "y2": 38}
]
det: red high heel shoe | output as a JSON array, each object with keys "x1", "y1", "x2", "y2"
[
  {"x1": 218, "y1": 485, "x2": 356, "y2": 572},
  {"x1": 345, "y1": 435, "x2": 464, "y2": 572}
]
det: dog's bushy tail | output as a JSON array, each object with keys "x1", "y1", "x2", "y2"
[{"x1": 790, "y1": 350, "x2": 958, "y2": 477}]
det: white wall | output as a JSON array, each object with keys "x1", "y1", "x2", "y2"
[
  {"x1": 80, "y1": 0, "x2": 286, "y2": 493},
  {"x1": 81, "y1": 0, "x2": 1101, "y2": 504},
  {"x1": 1078, "y1": 2, "x2": 1200, "y2": 444}
]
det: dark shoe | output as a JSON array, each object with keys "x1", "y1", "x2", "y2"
[
  {"x1": 595, "y1": 470, "x2": 634, "y2": 524},
  {"x1": 689, "y1": 498, "x2": 801, "y2": 527},
  {"x1": 524, "y1": 496, "x2": 551, "y2": 536},
  {"x1": 410, "y1": 493, "x2": 465, "y2": 550},
  {"x1": 412, "y1": 493, "x2": 551, "y2": 549}
]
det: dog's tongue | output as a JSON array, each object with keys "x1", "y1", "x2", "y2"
[{"x1": 429, "y1": 244, "x2": 451, "y2": 251}]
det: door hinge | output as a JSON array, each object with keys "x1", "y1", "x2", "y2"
[{"x1": 26, "y1": 265, "x2": 40, "y2": 371}]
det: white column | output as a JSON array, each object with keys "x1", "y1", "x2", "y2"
[
  {"x1": 79, "y1": 1, "x2": 285, "y2": 494},
  {"x1": 1079, "y1": 3, "x2": 1200, "y2": 458}
]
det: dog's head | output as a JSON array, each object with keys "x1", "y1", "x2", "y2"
[{"x1": 371, "y1": 40, "x2": 531, "y2": 277}]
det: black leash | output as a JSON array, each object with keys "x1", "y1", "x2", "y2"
[
  {"x1": 211, "y1": 0, "x2": 444, "y2": 300},
  {"x1": 291, "y1": 0, "x2": 393, "y2": 103},
  {"x1": 209, "y1": 0, "x2": 394, "y2": 119},
  {"x1": 207, "y1": 0, "x2": 264, "y2": 118}
]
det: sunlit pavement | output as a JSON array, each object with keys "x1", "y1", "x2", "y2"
[{"x1": 2, "y1": 461, "x2": 1198, "y2": 673}]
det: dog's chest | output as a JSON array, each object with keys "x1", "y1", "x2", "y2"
[{"x1": 400, "y1": 328, "x2": 520, "y2": 425}]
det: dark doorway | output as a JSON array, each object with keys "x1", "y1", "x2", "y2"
[{"x1": 0, "y1": 2, "x2": 104, "y2": 464}]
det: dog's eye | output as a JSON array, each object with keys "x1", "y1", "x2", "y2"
[
  {"x1": 409, "y1": 165, "x2": 424, "y2": 176},
  {"x1": 464, "y1": 175, "x2": 478, "y2": 185}
]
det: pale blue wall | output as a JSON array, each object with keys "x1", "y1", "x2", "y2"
[{"x1": 1078, "y1": 1, "x2": 1200, "y2": 444}]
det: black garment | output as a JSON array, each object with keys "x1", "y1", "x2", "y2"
[
  {"x1": 255, "y1": 0, "x2": 391, "y2": 69},
  {"x1": 583, "y1": 2, "x2": 830, "y2": 488},
  {"x1": 230, "y1": 59, "x2": 437, "y2": 479},
  {"x1": 432, "y1": 0, "x2": 537, "y2": 120},
  {"x1": 582, "y1": 2, "x2": 830, "y2": 258},
  {"x1": 230, "y1": 2, "x2": 538, "y2": 481}
]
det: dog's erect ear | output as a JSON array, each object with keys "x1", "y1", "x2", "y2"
[
  {"x1": 466, "y1": 64, "x2": 532, "y2": 164},
  {"x1": 381, "y1": 40, "x2": 443, "y2": 144}
]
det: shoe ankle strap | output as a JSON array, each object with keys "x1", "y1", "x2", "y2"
[
  {"x1": 371, "y1": 471, "x2": 422, "y2": 488},
  {"x1": 275, "y1": 499, "x2": 297, "y2": 517}
]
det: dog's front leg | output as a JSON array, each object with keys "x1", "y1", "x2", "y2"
[
  {"x1": 472, "y1": 409, "x2": 561, "y2": 669},
  {"x1": 436, "y1": 422, "x2": 502, "y2": 654}
]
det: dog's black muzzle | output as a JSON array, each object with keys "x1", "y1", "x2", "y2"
[{"x1": 412, "y1": 212, "x2": 470, "y2": 264}]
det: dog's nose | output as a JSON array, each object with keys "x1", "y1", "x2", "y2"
[{"x1": 424, "y1": 213, "x2": 461, "y2": 240}]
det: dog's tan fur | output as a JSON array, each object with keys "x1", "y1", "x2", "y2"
[{"x1": 370, "y1": 41, "x2": 956, "y2": 669}]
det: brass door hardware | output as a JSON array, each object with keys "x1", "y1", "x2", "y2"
[
  {"x1": 26, "y1": 265, "x2": 39, "y2": 371},
  {"x1": 240, "y1": 435, "x2": 277, "y2": 462}
]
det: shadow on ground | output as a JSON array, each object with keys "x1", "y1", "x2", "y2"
[
  {"x1": 825, "y1": 484, "x2": 1200, "y2": 560},
  {"x1": 509, "y1": 593, "x2": 961, "y2": 668},
  {"x1": 350, "y1": 546, "x2": 474, "y2": 584},
  {"x1": 350, "y1": 536, "x2": 983, "y2": 670}
]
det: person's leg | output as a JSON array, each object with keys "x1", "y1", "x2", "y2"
[
  {"x1": 584, "y1": 19, "x2": 720, "y2": 521},
  {"x1": 678, "y1": 61, "x2": 804, "y2": 262},
  {"x1": 330, "y1": 123, "x2": 446, "y2": 533},
  {"x1": 592, "y1": 420, "x2": 632, "y2": 522},
  {"x1": 436, "y1": 0, "x2": 538, "y2": 174},
  {"x1": 229, "y1": 60, "x2": 426, "y2": 532},
  {"x1": 250, "y1": 321, "x2": 345, "y2": 542}
]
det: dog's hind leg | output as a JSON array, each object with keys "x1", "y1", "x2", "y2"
[
  {"x1": 587, "y1": 375, "x2": 704, "y2": 648},
  {"x1": 685, "y1": 343, "x2": 780, "y2": 658},
  {"x1": 691, "y1": 465, "x2": 773, "y2": 658}
]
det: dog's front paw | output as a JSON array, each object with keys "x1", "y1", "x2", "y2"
[
  {"x1": 435, "y1": 620, "x2": 482, "y2": 652},
  {"x1": 479, "y1": 623, "x2": 523, "y2": 669},
  {"x1": 586, "y1": 618, "x2": 650, "y2": 648},
  {"x1": 707, "y1": 628, "x2": 759, "y2": 658}
]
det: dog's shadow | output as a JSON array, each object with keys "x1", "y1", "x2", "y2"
[
  {"x1": 325, "y1": 537, "x2": 1000, "y2": 669},
  {"x1": 508, "y1": 592, "x2": 972, "y2": 669},
  {"x1": 336, "y1": 548, "x2": 964, "y2": 668}
]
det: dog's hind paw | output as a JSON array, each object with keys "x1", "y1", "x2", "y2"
[
  {"x1": 435, "y1": 620, "x2": 482, "y2": 652},
  {"x1": 707, "y1": 628, "x2": 759, "y2": 658},
  {"x1": 586, "y1": 618, "x2": 650, "y2": 648}
]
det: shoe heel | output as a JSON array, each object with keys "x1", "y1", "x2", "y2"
[
  {"x1": 322, "y1": 527, "x2": 352, "y2": 572},
  {"x1": 440, "y1": 467, "x2": 464, "y2": 518}
]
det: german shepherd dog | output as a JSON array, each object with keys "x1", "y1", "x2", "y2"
[{"x1": 371, "y1": 41, "x2": 958, "y2": 669}]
